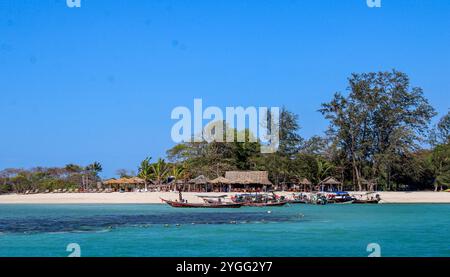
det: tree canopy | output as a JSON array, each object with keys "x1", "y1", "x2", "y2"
[{"x1": 1, "y1": 70, "x2": 448, "y2": 193}]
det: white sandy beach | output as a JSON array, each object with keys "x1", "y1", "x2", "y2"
[{"x1": 0, "y1": 191, "x2": 449, "y2": 204}]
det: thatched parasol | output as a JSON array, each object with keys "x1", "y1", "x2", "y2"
[{"x1": 318, "y1": 177, "x2": 342, "y2": 186}]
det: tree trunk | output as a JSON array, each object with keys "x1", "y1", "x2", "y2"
[
  {"x1": 352, "y1": 156, "x2": 362, "y2": 191},
  {"x1": 387, "y1": 166, "x2": 391, "y2": 191}
]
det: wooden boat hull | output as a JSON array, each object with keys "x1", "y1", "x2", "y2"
[
  {"x1": 287, "y1": 200, "x2": 307, "y2": 204},
  {"x1": 352, "y1": 200, "x2": 379, "y2": 204},
  {"x1": 161, "y1": 198, "x2": 242, "y2": 208},
  {"x1": 242, "y1": 201, "x2": 288, "y2": 207},
  {"x1": 333, "y1": 200, "x2": 354, "y2": 205}
]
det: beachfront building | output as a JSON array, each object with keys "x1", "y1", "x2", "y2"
[
  {"x1": 297, "y1": 178, "x2": 313, "y2": 192},
  {"x1": 361, "y1": 178, "x2": 378, "y2": 192},
  {"x1": 279, "y1": 177, "x2": 313, "y2": 192},
  {"x1": 209, "y1": 176, "x2": 233, "y2": 192},
  {"x1": 102, "y1": 177, "x2": 146, "y2": 192},
  {"x1": 225, "y1": 171, "x2": 273, "y2": 192},
  {"x1": 187, "y1": 175, "x2": 210, "y2": 192},
  {"x1": 317, "y1": 177, "x2": 342, "y2": 192}
]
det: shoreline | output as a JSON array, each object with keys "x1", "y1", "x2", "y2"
[{"x1": 0, "y1": 191, "x2": 449, "y2": 204}]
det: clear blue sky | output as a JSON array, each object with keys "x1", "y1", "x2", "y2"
[{"x1": 1, "y1": 0, "x2": 449, "y2": 177}]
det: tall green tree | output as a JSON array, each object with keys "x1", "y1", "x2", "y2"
[
  {"x1": 429, "y1": 143, "x2": 450, "y2": 191},
  {"x1": 85, "y1": 161, "x2": 103, "y2": 188},
  {"x1": 138, "y1": 157, "x2": 152, "y2": 191},
  {"x1": 170, "y1": 164, "x2": 185, "y2": 181},
  {"x1": 86, "y1": 162, "x2": 102, "y2": 175},
  {"x1": 430, "y1": 111, "x2": 450, "y2": 146},
  {"x1": 151, "y1": 158, "x2": 170, "y2": 185},
  {"x1": 320, "y1": 70, "x2": 436, "y2": 190},
  {"x1": 278, "y1": 108, "x2": 303, "y2": 157}
]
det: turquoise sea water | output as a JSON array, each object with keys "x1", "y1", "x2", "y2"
[{"x1": 0, "y1": 204, "x2": 449, "y2": 257}]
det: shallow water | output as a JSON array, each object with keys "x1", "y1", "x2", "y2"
[{"x1": 0, "y1": 204, "x2": 449, "y2": 257}]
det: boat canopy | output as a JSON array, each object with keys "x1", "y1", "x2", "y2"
[{"x1": 333, "y1": 191, "x2": 350, "y2": 195}]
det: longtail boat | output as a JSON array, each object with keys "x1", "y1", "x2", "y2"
[
  {"x1": 352, "y1": 199, "x2": 379, "y2": 204},
  {"x1": 328, "y1": 191, "x2": 355, "y2": 203},
  {"x1": 232, "y1": 193, "x2": 288, "y2": 207},
  {"x1": 160, "y1": 198, "x2": 242, "y2": 208},
  {"x1": 351, "y1": 192, "x2": 381, "y2": 204},
  {"x1": 242, "y1": 201, "x2": 288, "y2": 207},
  {"x1": 287, "y1": 193, "x2": 308, "y2": 204},
  {"x1": 287, "y1": 199, "x2": 308, "y2": 204}
]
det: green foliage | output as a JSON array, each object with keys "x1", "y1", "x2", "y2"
[
  {"x1": 1, "y1": 71, "x2": 446, "y2": 192},
  {"x1": 278, "y1": 108, "x2": 303, "y2": 157},
  {"x1": 320, "y1": 70, "x2": 436, "y2": 190},
  {"x1": 430, "y1": 111, "x2": 450, "y2": 146},
  {"x1": 150, "y1": 158, "x2": 170, "y2": 185},
  {"x1": 86, "y1": 162, "x2": 103, "y2": 175},
  {"x1": 0, "y1": 164, "x2": 100, "y2": 194},
  {"x1": 430, "y1": 143, "x2": 450, "y2": 191}
]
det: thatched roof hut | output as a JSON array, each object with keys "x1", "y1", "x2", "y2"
[
  {"x1": 103, "y1": 178, "x2": 118, "y2": 185},
  {"x1": 225, "y1": 171, "x2": 272, "y2": 186},
  {"x1": 318, "y1": 177, "x2": 342, "y2": 186},
  {"x1": 210, "y1": 176, "x2": 233, "y2": 185},
  {"x1": 103, "y1": 177, "x2": 146, "y2": 185},
  {"x1": 129, "y1": 177, "x2": 146, "y2": 184},
  {"x1": 298, "y1": 178, "x2": 312, "y2": 185},
  {"x1": 317, "y1": 177, "x2": 342, "y2": 192},
  {"x1": 167, "y1": 179, "x2": 186, "y2": 187},
  {"x1": 361, "y1": 178, "x2": 377, "y2": 191},
  {"x1": 175, "y1": 179, "x2": 186, "y2": 185},
  {"x1": 102, "y1": 177, "x2": 140, "y2": 192},
  {"x1": 188, "y1": 175, "x2": 210, "y2": 185},
  {"x1": 108, "y1": 177, "x2": 131, "y2": 185}
]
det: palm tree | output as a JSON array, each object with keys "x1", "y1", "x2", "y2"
[
  {"x1": 170, "y1": 164, "x2": 185, "y2": 191},
  {"x1": 151, "y1": 158, "x2": 170, "y2": 186},
  {"x1": 84, "y1": 162, "x2": 103, "y2": 189},
  {"x1": 138, "y1": 157, "x2": 152, "y2": 192},
  {"x1": 86, "y1": 162, "x2": 103, "y2": 176},
  {"x1": 316, "y1": 158, "x2": 334, "y2": 184}
]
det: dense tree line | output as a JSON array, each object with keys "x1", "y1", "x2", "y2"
[
  {"x1": 0, "y1": 162, "x2": 102, "y2": 193},
  {"x1": 165, "y1": 70, "x2": 449, "y2": 191},
  {"x1": 1, "y1": 70, "x2": 449, "y2": 193}
]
